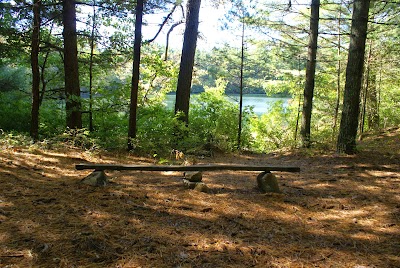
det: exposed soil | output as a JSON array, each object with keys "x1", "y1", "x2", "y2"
[{"x1": 0, "y1": 129, "x2": 399, "y2": 267}]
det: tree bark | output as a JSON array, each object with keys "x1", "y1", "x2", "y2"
[
  {"x1": 128, "y1": 0, "x2": 144, "y2": 151},
  {"x1": 300, "y1": 0, "x2": 320, "y2": 148},
  {"x1": 63, "y1": 0, "x2": 82, "y2": 129},
  {"x1": 237, "y1": 14, "x2": 245, "y2": 150},
  {"x1": 174, "y1": 0, "x2": 201, "y2": 124},
  {"x1": 30, "y1": 0, "x2": 41, "y2": 141},
  {"x1": 337, "y1": 0, "x2": 370, "y2": 154},
  {"x1": 367, "y1": 71, "x2": 379, "y2": 130},
  {"x1": 89, "y1": 1, "x2": 96, "y2": 132},
  {"x1": 333, "y1": 1, "x2": 342, "y2": 142}
]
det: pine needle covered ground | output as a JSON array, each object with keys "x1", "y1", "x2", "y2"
[{"x1": 0, "y1": 129, "x2": 399, "y2": 267}]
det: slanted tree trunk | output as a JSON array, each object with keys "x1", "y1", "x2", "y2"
[
  {"x1": 128, "y1": 0, "x2": 144, "y2": 151},
  {"x1": 300, "y1": 0, "x2": 320, "y2": 148},
  {"x1": 174, "y1": 0, "x2": 201, "y2": 124},
  {"x1": 30, "y1": 0, "x2": 41, "y2": 141},
  {"x1": 63, "y1": 0, "x2": 82, "y2": 129},
  {"x1": 337, "y1": 0, "x2": 370, "y2": 154}
]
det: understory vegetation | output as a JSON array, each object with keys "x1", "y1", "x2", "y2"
[{"x1": 1, "y1": 58, "x2": 399, "y2": 157}]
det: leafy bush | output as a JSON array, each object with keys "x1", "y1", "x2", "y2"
[
  {"x1": 249, "y1": 101, "x2": 296, "y2": 152},
  {"x1": 53, "y1": 128, "x2": 99, "y2": 150},
  {"x1": 134, "y1": 104, "x2": 176, "y2": 155},
  {"x1": 0, "y1": 65, "x2": 29, "y2": 92},
  {"x1": 189, "y1": 80, "x2": 252, "y2": 152},
  {"x1": 380, "y1": 86, "x2": 400, "y2": 128},
  {"x1": 0, "y1": 92, "x2": 31, "y2": 132},
  {"x1": 0, "y1": 130, "x2": 32, "y2": 148},
  {"x1": 39, "y1": 101, "x2": 66, "y2": 138}
]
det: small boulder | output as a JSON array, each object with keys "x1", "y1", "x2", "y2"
[
  {"x1": 194, "y1": 182, "x2": 209, "y2": 193},
  {"x1": 81, "y1": 171, "x2": 108, "y2": 186},
  {"x1": 182, "y1": 179, "x2": 209, "y2": 193},
  {"x1": 182, "y1": 178, "x2": 197, "y2": 189},
  {"x1": 257, "y1": 172, "x2": 281, "y2": 193},
  {"x1": 184, "y1": 171, "x2": 203, "y2": 182}
]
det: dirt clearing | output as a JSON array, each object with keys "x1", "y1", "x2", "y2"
[{"x1": 0, "y1": 129, "x2": 399, "y2": 267}]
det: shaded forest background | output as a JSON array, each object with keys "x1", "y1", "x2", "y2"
[{"x1": 0, "y1": 0, "x2": 399, "y2": 156}]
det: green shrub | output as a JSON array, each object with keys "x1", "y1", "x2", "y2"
[
  {"x1": 134, "y1": 104, "x2": 176, "y2": 155},
  {"x1": 0, "y1": 92, "x2": 31, "y2": 132},
  {"x1": 189, "y1": 81, "x2": 251, "y2": 152},
  {"x1": 39, "y1": 100, "x2": 66, "y2": 138},
  {"x1": 249, "y1": 101, "x2": 296, "y2": 152},
  {"x1": 0, "y1": 65, "x2": 29, "y2": 93}
]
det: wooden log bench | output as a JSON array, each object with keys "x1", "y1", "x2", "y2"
[{"x1": 76, "y1": 163, "x2": 300, "y2": 193}]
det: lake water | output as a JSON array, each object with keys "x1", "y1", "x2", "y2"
[{"x1": 164, "y1": 94, "x2": 291, "y2": 116}]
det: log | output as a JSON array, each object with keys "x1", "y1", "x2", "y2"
[{"x1": 76, "y1": 163, "x2": 300, "y2": 173}]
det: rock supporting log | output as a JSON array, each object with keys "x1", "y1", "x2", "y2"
[
  {"x1": 75, "y1": 163, "x2": 299, "y2": 193},
  {"x1": 182, "y1": 178, "x2": 198, "y2": 189},
  {"x1": 182, "y1": 178, "x2": 209, "y2": 193},
  {"x1": 80, "y1": 171, "x2": 108, "y2": 186},
  {"x1": 257, "y1": 172, "x2": 281, "y2": 193},
  {"x1": 184, "y1": 171, "x2": 203, "y2": 182}
]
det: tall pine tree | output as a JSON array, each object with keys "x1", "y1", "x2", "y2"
[{"x1": 337, "y1": 0, "x2": 370, "y2": 154}]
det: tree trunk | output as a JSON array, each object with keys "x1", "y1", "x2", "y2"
[
  {"x1": 300, "y1": 0, "x2": 320, "y2": 148},
  {"x1": 174, "y1": 0, "x2": 201, "y2": 124},
  {"x1": 332, "y1": 1, "x2": 342, "y2": 142},
  {"x1": 367, "y1": 71, "x2": 379, "y2": 130},
  {"x1": 128, "y1": 0, "x2": 144, "y2": 151},
  {"x1": 39, "y1": 24, "x2": 54, "y2": 107},
  {"x1": 63, "y1": 0, "x2": 82, "y2": 129},
  {"x1": 237, "y1": 16, "x2": 245, "y2": 150},
  {"x1": 30, "y1": 0, "x2": 41, "y2": 141},
  {"x1": 89, "y1": 1, "x2": 96, "y2": 132},
  {"x1": 360, "y1": 41, "x2": 373, "y2": 137},
  {"x1": 337, "y1": 0, "x2": 370, "y2": 154}
]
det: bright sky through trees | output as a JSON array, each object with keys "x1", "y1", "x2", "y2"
[{"x1": 143, "y1": 0, "x2": 310, "y2": 50}]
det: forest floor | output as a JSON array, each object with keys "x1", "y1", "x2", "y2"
[{"x1": 0, "y1": 129, "x2": 399, "y2": 268}]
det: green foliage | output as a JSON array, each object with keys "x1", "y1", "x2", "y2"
[
  {"x1": 39, "y1": 101, "x2": 66, "y2": 137},
  {"x1": 0, "y1": 91, "x2": 31, "y2": 132},
  {"x1": 52, "y1": 128, "x2": 98, "y2": 150},
  {"x1": 0, "y1": 130, "x2": 32, "y2": 148},
  {"x1": 0, "y1": 65, "x2": 30, "y2": 92},
  {"x1": 189, "y1": 80, "x2": 252, "y2": 151},
  {"x1": 138, "y1": 45, "x2": 179, "y2": 105},
  {"x1": 131, "y1": 104, "x2": 176, "y2": 155},
  {"x1": 249, "y1": 101, "x2": 296, "y2": 152},
  {"x1": 379, "y1": 85, "x2": 400, "y2": 128}
]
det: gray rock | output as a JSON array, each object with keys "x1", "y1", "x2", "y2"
[
  {"x1": 257, "y1": 172, "x2": 281, "y2": 193},
  {"x1": 184, "y1": 171, "x2": 203, "y2": 182},
  {"x1": 182, "y1": 178, "x2": 197, "y2": 189},
  {"x1": 194, "y1": 182, "x2": 209, "y2": 193},
  {"x1": 182, "y1": 179, "x2": 209, "y2": 193},
  {"x1": 81, "y1": 171, "x2": 108, "y2": 186}
]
